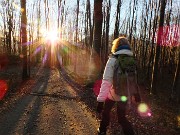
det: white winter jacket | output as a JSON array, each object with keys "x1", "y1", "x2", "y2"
[{"x1": 97, "y1": 49, "x2": 133, "y2": 102}]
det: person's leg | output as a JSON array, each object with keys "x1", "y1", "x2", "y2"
[
  {"x1": 98, "y1": 98, "x2": 115, "y2": 134},
  {"x1": 117, "y1": 101, "x2": 134, "y2": 135}
]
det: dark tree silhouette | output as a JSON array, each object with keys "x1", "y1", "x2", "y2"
[
  {"x1": 93, "y1": 0, "x2": 103, "y2": 56},
  {"x1": 21, "y1": 0, "x2": 30, "y2": 79},
  {"x1": 150, "y1": 0, "x2": 167, "y2": 94}
]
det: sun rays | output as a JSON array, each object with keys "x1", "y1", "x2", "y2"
[{"x1": 24, "y1": 33, "x2": 101, "y2": 83}]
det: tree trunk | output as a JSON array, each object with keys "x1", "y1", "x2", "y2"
[
  {"x1": 150, "y1": 0, "x2": 167, "y2": 94},
  {"x1": 21, "y1": 0, "x2": 29, "y2": 79},
  {"x1": 93, "y1": 0, "x2": 103, "y2": 73},
  {"x1": 147, "y1": 0, "x2": 160, "y2": 80},
  {"x1": 171, "y1": 49, "x2": 180, "y2": 103},
  {"x1": 105, "y1": 0, "x2": 111, "y2": 63},
  {"x1": 7, "y1": 11, "x2": 13, "y2": 54},
  {"x1": 87, "y1": 0, "x2": 93, "y2": 48},
  {"x1": 37, "y1": 0, "x2": 41, "y2": 63},
  {"x1": 93, "y1": 0, "x2": 103, "y2": 56},
  {"x1": 129, "y1": 0, "x2": 137, "y2": 43},
  {"x1": 113, "y1": 0, "x2": 121, "y2": 39}
]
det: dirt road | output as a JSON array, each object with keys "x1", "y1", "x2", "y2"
[
  {"x1": 1, "y1": 67, "x2": 179, "y2": 135},
  {"x1": 0, "y1": 67, "x2": 99, "y2": 135}
]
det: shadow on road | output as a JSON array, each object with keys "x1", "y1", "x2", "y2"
[
  {"x1": 0, "y1": 68, "x2": 50, "y2": 135},
  {"x1": 58, "y1": 67, "x2": 97, "y2": 113}
]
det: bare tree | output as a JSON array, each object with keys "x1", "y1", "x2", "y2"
[
  {"x1": 7, "y1": 1, "x2": 13, "y2": 54},
  {"x1": 150, "y1": 0, "x2": 167, "y2": 94},
  {"x1": 93, "y1": 0, "x2": 103, "y2": 56},
  {"x1": 57, "y1": 0, "x2": 62, "y2": 37},
  {"x1": 113, "y1": 0, "x2": 121, "y2": 39},
  {"x1": 75, "y1": 0, "x2": 80, "y2": 43},
  {"x1": 21, "y1": 0, "x2": 29, "y2": 79},
  {"x1": 171, "y1": 50, "x2": 180, "y2": 102},
  {"x1": 102, "y1": 0, "x2": 111, "y2": 65},
  {"x1": 147, "y1": 0, "x2": 160, "y2": 80},
  {"x1": 129, "y1": 0, "x2": 137, "y2": 43},
  {"x1": 85, "y1": 0, "x2": 93, "y2": 48}
]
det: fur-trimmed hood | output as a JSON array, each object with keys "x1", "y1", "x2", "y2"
[{"x1": 113, "y1": 49, "x2": 133, "y2": 56}]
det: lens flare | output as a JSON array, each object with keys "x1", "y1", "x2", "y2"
[
  {"x1": 0, "y1": 80, "x2": 8, "y2": 100},
  {"x1": 138, "y1": 103, "x2": 148, "y2": 113},
  {"x1": 62, "y1": 46, "x2": 69, "y2": 53},
  {"x1": 154, "y1": 25, "x2": 179, "y2": 46},
  {"x1": 147, "y1": 112, "x2": 152, "y2": 117},
  {"x1": 93, "y1": 80, "x2": 102, "y2": 96},
  {"x1": 137, "y1": 103, "x2": 152, "y2": 117},
  {"x1": 121, "y1": 96, "x2": 127, "y2": 102},
  {"x1": 43, "y1": 53, "x2": 48, "y2": 65},
  {"x1": 19, "y1": 54, "x2": 24, "y2": 58},
  {"x1": 57, "y1": 53, "x2": 62, "y2": 66},
  {"x1": 33, "y1": 46, "x2": 42, "y2": 56}
]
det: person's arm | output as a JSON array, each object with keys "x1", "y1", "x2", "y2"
[
  {"x1": 97, "y1": 57, "x2": 116, "y2": 102},
  {"x1": 96, "y1": 57, "x2": 116, "y2": 113}
]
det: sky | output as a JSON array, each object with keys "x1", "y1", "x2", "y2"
[
  {"x1": 0, "y1": 0, "x2": 119, "y2": 36},
  {"x1": 0, "y1": 0, "x2": 180, "y2": 38}
]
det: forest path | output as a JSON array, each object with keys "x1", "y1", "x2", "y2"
[
  {"x1": 0, "y1": 67, "x2": 179, "y2": 135},
  {"x1": 0, "y1": 67, "x2": 99, "y2": 135}
]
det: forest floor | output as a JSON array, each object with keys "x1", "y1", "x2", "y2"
[{"x1": 0, "y1": 65, "x2": 180, "y2": 135}]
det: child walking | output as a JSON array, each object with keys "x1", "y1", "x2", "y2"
[{"x1": 96, "y1": 36, "x2": 139, "y2": 135}]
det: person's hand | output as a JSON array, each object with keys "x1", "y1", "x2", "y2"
[{"x1": 96, "y1": 102, "x2": 104, "y2": 113}]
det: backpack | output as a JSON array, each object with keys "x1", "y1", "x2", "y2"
[{"x1": 113, "y1": 54, "x2": 140, "y2": 102}]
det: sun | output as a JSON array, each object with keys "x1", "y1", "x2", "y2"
[
  {"x1": 40, "y1": 28, "x2": 60, "y2": 67},
  {"x1": 46, "y1": 30, "x2": 58, "y2": 42},
  {"x1": 41, "y1": 29, "x2": 59, "y2": 43}
]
